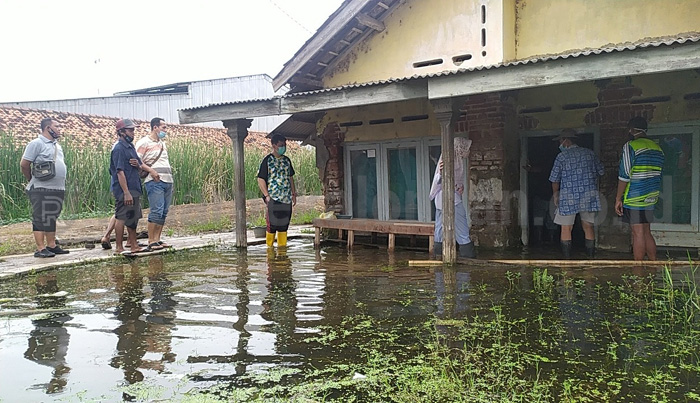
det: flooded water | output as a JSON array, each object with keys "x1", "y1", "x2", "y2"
[{"x1": 1, "y1": 239, "x2": 699, "y2": 401}]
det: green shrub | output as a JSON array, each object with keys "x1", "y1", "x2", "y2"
[{"x1": 0, "y1": 132, "x2": 321, "y2": 223}]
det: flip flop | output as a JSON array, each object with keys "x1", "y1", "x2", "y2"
[
  {"x1": 148, "y1": 242, "x2": 164, "y2": 251},
  {"x1": 101, "y1": 241, "x2": 112, "y2": 250},
  {"x1": 121, "y1": 248, "x2": 149, "y2": 256},
  {"x1": 157, "y1": 241, "x2": 172, "y2": 248},
  {"x1": 125, "y1": 241, "x2": 148, "y2": 248}
]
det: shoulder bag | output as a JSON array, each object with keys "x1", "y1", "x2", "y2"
[
  {"x1": 32, "y1": 144, "x2": 57, "y2": 181},
  {"x1": 140, "y1": 144, "x2": 164, "y2": 179}
]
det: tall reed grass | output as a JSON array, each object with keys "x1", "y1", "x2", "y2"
[{"x1": 0, "y1": 131, "x2": 321, "y2": 223}]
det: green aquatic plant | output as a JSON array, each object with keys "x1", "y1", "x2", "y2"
[{"x1": 533, "y1": 268, "x2": 554, "y2": 294}]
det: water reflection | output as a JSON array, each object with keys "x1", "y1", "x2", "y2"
[
  {"x1": 109, "y1": 256, "x2": 177, "y2": 384},
  {"x1": 24, "y1": 273, "x2": 72, "y2": 394},
  {"x1": 110, "y1": 261, "x2": 148, "y2": 384},
  {"x1": 261, "y1": 247, "x2": 297, "y2": 355},
  {"x1": 1, "y1": 241, "x2": 698, "y2": 400}
]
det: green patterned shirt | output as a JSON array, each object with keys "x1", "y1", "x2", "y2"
[{"x1": 257, "y1": 154, "x2": 295, "y2": 204}]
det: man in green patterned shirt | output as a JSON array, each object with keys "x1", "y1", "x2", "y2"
[{"x1": 257, "y1": 135, "x2": 297, "y2": 247}]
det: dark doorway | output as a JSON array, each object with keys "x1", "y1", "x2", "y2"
[{"x1": 526, "y1": 132, "x2": 595, "y2": 250}]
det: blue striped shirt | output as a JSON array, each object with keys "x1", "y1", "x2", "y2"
[{"x1": 618, "y1": 137, "x2": 664, "y2": 210}]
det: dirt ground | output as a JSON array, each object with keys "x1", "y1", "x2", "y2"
[{"x1": 0, "y1": 196, "x2": 324, "y2": 256}]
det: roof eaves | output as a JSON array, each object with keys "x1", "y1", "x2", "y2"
[
  {"x1": 272, "y1": 0, "x2": 374, "y2": 91},
  {"x1": 184, "y1": 33, "x2": 700, "y2": 112}
]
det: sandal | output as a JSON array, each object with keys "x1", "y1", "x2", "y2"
[
  {"x1": 157, "y1": 241, "x2": 172, "y2": 248},
  {"x1": 101, "y1": 240, "x2": 112, "y2": 250},
  {"x1": 121, "y1": 248, "x2": 149, "y2": 256},
  {"x1": 148, "y1": 242, "x2": 164, "y2": 251}
]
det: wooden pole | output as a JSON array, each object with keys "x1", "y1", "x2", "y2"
[
  {"x1": 432, "y1": 100, "x2": 456, "y2": 263},
  {"x1": 224, "y1": 119, "x2": 252, "y2": 248}
]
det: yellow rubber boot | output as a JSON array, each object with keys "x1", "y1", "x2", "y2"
[
  {"x1": 266, "y1": 232, "x2": 275, "y2": 247},
  {"x1": 277, "y1": 231, "x2": 288, "y2": 247}
]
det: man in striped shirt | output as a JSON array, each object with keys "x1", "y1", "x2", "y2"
[
  {"x1": 136, "y1": 118, "x2": 173, "y2": 250},
  {"x1": 615, "y1": 116, "x2": 665, "y2": 261}
]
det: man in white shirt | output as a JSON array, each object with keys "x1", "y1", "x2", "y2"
[{"x1": 135, "y1": 117, "x2": 173, "y2": 250}]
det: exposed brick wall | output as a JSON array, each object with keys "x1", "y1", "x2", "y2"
[
  {"x1": 585, "y1": 78, "x2": 655, "y2": 250},
  {"x1": 457, "y1": 92, "x2": 520, "y2": 248},
  {"x1": 321, "y1": 123, "x2": 345, "y2": 213}
]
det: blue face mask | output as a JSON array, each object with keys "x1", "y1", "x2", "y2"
[
  {"x1": 123, "y1": 133, "x2": 134, "y2": 143},
  {"x1": 277, "y1": 146, "x2": 286, "y2": 156},
  {"x1": 559, "y1": 144, "x2": 567, "y2": 152},
  {"x1": 158, "y1": 131, "x2": 167, "y2": 139}
]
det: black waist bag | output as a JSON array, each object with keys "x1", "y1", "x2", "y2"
[{"x1": 32, "y1": 144, "x2": 57, "y2": 181}]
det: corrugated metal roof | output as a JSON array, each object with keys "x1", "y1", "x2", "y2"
[
  {"x1": 270, "y1": 113, "x2": 320, "y2": 141},
  {"x1": 182, "y1": 34, "x2": 700, "y2": 112}
]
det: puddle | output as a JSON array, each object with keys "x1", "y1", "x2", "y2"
[{"x1": 0, "y1": 239, "x2": 699, "y2": 401}]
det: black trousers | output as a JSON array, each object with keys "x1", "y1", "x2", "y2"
[
  {"x1": 266, "y1": 199, "x2": 292, "y2": 233},
  {"x1": 27, "y1": 188, "x2": 65, "y2": 232}
]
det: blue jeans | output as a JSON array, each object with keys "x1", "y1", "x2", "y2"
[{"x1": 145, "y1": 181, "x2": 173, "y2": 225}]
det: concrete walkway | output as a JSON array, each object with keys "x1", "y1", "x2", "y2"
[{"x1": 0, "y1": 225, "x2": 314, "y2": 280}]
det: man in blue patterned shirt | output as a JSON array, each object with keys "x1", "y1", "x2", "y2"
[
  {"x1": 257, "y1": 134, "x2": 297, "y2": 247},
  {"x1": 549, "y1": 129, "x2": 604, "y2": 258}
]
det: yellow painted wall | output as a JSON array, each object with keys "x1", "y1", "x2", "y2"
[
  {"x1": 632, "y1": 71, "x2": 700, "y2": 123},
  {"x1": 515, "y1": 0, "x2": 700, "y2": 58},
  {"x1": 325, "y1": 0, "x2": 514, "y2": 88},
  {"x1": 516, "y1": 70, "x2": 700, "y2": 131},
  {"x1": 320, "y1": 99, "x2": 441, "y2": 142},
  {"x1": 517, "y1": 81, "x2": 599, "y2": 130}
]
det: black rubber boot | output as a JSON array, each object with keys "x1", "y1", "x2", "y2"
[
  {"x1": 459, "y1": 241, "x2": 477, "y2": 259},
  {"x1": 561, "y1": 240, "x2": 572, "y2": 259},
  {"x1": 585, "y1": 239, "x2": 595, "y2": 259},
  {"x1": 434, "y1": 242, "x2": 443, "y2": 257}
]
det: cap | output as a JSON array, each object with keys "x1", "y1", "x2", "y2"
[
  {"x1": 628, "y1": 116, "x2": 648, "y2": 131},
  {"x1": 115, "y1": 119, "x2": 136, "y2": 130},
  {"x1": 553, "y1": 129, "x2": 578, "y2": 141}
]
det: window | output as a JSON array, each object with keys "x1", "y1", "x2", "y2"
[
  {"x1": 387, "y1": 147, "x2": 418, "y2": 220},
  {"x1": 345, "y1": 138, "x2": 447, "y2": 222},
  {"x1": 648, "y1": 127, "x2": 699, "y2": 230},
  {"x1": 349, "y1": 149, "x2": 378, "y2": 219}
]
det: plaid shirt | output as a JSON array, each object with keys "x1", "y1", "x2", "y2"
[{"x1": 549, "y1": 145, "x2": 604, "y2": 216}]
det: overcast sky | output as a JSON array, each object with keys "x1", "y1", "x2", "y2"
[{"x1": 0, "y1": 0, "x2": 342, "y2": 102}]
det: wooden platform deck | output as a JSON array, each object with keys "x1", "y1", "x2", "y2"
[{"x1": 313, "y1": 218, "x2": 435, "y2": 253}]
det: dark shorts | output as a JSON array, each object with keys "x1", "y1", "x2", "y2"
[
  {"x1": 622, "y1": 208, "x2": 655, "y2": 225},
  {"x1": 115, "y1": 197, "x2": 142, "y2": 229},
  {"x1": 27, "y1": 188, "x2": 65, "y2": 232},
  {"x1": 266, "y1": 199, "x2": 293, "y2": 233}
]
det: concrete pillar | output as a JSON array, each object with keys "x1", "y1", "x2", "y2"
[
  {"x1": 432, "y1": 99, "x2": 456, "y2": 263},
  {"x1": 224, "y1": 118, "x2": 252, "y2": 248}
]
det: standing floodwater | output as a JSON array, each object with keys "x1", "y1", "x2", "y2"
[{"x1": 1, "y1": 240, "x2": 699, "y2": 401}]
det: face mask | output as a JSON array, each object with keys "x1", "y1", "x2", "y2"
[
  {"x1": 123, "y1": 133, "x2": 134, "y2": 143},
  {"x1": 277, "y1": 146, "x2": 286, "y2": 156},
  {"x1": 158, "y1": 131, "x2": 167, "y2": 139},
  {"x1": 559, "y1": 144, "x2": 567, "y2": 152},
  {"x1": 48, "y1": 128, "x2": 59, "y2": 139}
]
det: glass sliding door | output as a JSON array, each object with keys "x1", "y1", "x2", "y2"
[
  {"x1": 348, "y1": 149, "x2": 378, "y2": 219},
  {"x1": 649, "y1": 126, "x2": 699, "y2": 232},
  {"x1": 387, "y1": 147, "x2": 418, "y2": 220}
]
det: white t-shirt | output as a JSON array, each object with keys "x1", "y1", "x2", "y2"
[{"x1": 135, "y1": 136, "x2": 173, "y2": 183}]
